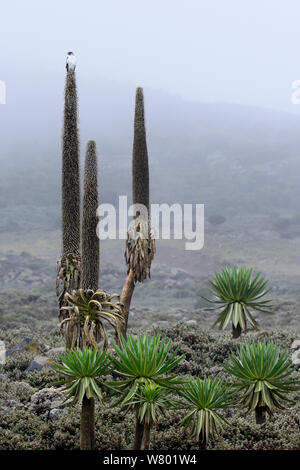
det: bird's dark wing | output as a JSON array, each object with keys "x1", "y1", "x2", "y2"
[{"x1": 66, "y1": 63, "x2": 69, "y2": 71}]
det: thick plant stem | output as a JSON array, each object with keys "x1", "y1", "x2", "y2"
[
  {"x1": 140, "y1": 423, "x2": 151, "y2": 450},
  {"x1": 198, "y1": 440, "x2": 207, "y2": 450},
  {"x1": 255, "y1": 406, "x2": 266, "y2": 424},
  {"x1": 80, "y1": 396, "x2": 95, "y2": 450},
  {"x1": 232, "y1": 323, "x2": 242, "y2": 339},
  {"x1": 120, "y1": 269, "x2": 135, "y2": 336},
  {"x1": 133, "y1": 415, "x2": 144, "y2": 450}
]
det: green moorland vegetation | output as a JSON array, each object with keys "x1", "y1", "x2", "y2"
[{"x1": 0, "y1": 324, "x2": 299, "y2": 450}]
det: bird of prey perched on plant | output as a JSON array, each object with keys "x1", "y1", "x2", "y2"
[{"x1": 66, "y1": 52, "x2": 76, "y2": 72}]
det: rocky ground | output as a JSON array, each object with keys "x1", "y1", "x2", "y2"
[
  {"x1": 0, "y1": 323, "x2": 299, "y2": 450},
  {"x1": 1, "y1": 245, "x2": 300, "y2": 331}
]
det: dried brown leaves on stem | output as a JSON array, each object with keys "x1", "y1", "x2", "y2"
[
  {"x1": 60, "y1": 288, "x2": 124, "y2": 350},
  {"x1": 56, "y1": 253, "x2": 81, "y2": 319},
  {"x1": 125, "y1": 219, "x2": 156, "y2": 283}
]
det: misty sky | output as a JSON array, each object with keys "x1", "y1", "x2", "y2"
[{"x1": 2, "y1": 0, "x2": 300, "y2": 114}]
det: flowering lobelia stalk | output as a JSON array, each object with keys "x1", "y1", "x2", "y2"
[
  {"x1": 56, "y1": 67, "x2": 81, "y2": 318},
  {"x1": 121, "y1": 87, "x2": 156, "y2": 334}
]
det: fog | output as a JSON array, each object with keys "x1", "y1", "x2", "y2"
[
  {"x1": 2, "y1": 0, "x2": 300, "y2": 111},
  {"x1": 1, "y1": 0, "x2": 300, "y2": 203},
  {"x1": 0, "y1": 0, "x2": 300, "y2": 328},
  {"x1": 2, "y1": 0, "x2": 300, "y2": 152}
]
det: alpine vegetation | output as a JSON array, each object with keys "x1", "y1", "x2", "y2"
[
  {"x1": 56, "y1": 67, "x2": 81, "y2": 318},
  {"x1": 122, "y1": 88, "x2": 156, "y2": 333},
  {"x1": 203, "y1": 266, "x2": 273, "y2": 338}
]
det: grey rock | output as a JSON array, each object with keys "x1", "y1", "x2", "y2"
[
  {"x1": 25, "y1": 360, "x2": 43, "y2": 372},
  {"x1": 5, "y1": 337, "x2": 33, "y2": 356},
  {"x1": 12, "y1": 381, "x2": 36, "y2": 393},
  {"x1": 49, "y1": 408, "x2": 63, "y2": 421},
  {"x1": 25, "y1": 355, "x2": 53, "y2": 373},
  {"x1": 0, "y1": 374, "x2": 7, "y2": 381},
  {"x1": 47, "y1": 347, "x2": 65, "y2": 357},
  {"x1": 29, "y1": 387, "x2": 71, "y2": 419},
  {"x1": 0, "y1": 398, "x2": 25, "y2": 413},
  {"x1": 186, "y1": 319, "x2": 197, "y2": 326}
]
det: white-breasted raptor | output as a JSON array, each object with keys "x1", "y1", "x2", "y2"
[{"x1": 66, "y1": 52, "x2": 76, "y2": 72}]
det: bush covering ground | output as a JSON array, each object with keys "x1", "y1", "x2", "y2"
[{"x1": 0, "y1": 323, "x2": 299, "y2": 450}]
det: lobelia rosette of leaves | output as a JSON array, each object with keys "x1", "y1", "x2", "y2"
[
  {"x1": 107, "y1": 333, "x2": 185, "y2": 450},
  {"x1": 224, "y1": 341, "x2": 300, "y2": 423},
  {"x1": 53, "y1": 347, "x2": 112, "y2": 404},
  {"x1": 107, "y1": 334, "x2": 185, "y2": 404},
  {"x1": 124, "y1": 382, "x2": 177, "y2": 425},
  {"x1": 202, "y1": 266, "x2": 273, "y2": 337},
  {"x1": 52, "y1": 346, "x2": 112, "y2": 450},
  {"x1": 123, "y1": 381, "x2": 178, "y2": 450},
  {"x1": 179, "y1": 377, "x2": 234, "y2": 448}
]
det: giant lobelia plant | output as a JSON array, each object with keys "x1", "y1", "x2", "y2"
[
  {"x1": 179, "y1": 377, "x2": 234, "y2": 450},
  {"x1": 53, "y1": 347, "x2": 112, "y2": 450},
  {"x1": 123, "y1": 382, "x2": 177, "y2": 450},
  {"x1": 225, "y1": 341, "x2": 299, "y2": 424},
  {"x1": 203, "y1": 266, "x2": 273, "y2": 338},
  {"x1": 108, "y1": 333, "x2": 185, "y2": 449}
]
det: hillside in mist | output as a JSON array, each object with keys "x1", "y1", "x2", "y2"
[
  {"x1": 1, "y1": 69, "x2": 300, "y2": 331},
  {"x1": 0, "y1": 68, "x2": 300, "y2": 236}
]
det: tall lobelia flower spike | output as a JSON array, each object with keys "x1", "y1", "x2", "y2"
[
  {"x1": 81, "y1": 141, "x2": 99, "y2": 291},
  {"x1": 56, "y1": 65, "x2": 81, "y2": 318},
  {"x1": 121, "y1": 87, "x2": 156, "y2": 333}
]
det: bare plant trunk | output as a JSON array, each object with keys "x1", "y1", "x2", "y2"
[
  {"x1": 232, "y1": 323, "x2": 242, "y2": 339},
  {"x1": 120, "y1": 269, "x2": 135, "y2": 337},
  {"x1": 255, "y1": 406, "x2": 266, "y2": 424},
  {"x1": 133, "y1": 415, "x2": 144, "y2": 450},
  {"x1": 140, "y1": 423, "x2": 151, "y2": 450},
  {"x1": 198, "y1": 439, "x2": 207, "y2": 450},
  {"x1": 80, "y1": 396, "x2": 95, "y2": 450}
]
